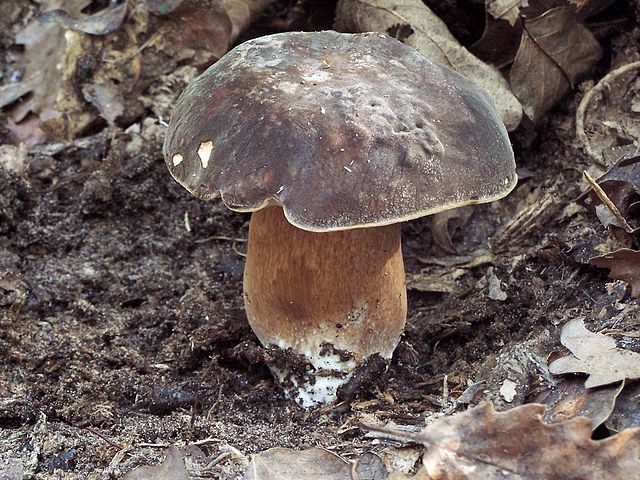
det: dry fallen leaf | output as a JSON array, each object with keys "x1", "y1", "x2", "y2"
[
  {"x1": 486, "y1": 0, "x2": 529, "y2": 26},
  {"x1": 0, "y1": 0, "x2": 97, "y2": 142},
  {"x1": 334, "y1": 0, "x2": 523, "y2": 130},
  {"x1": 549, "y1": 318, "x2": 640, "y2": 387},
  {"x1": 367, "y1": 401, "x2": 640, "y2": 479},
  {"x1": 243, "y1": 447, "x2": 352, "y2": 480},
  {"x1": 353, "y1": 452, "x2": 389, "y2": 480},
  {"x1": 37, "y1": 0, "x2": 128, "y2": 35},
  {"x1": 430, "y1": 206, "x2": 474, "y2": 255},
  {"x1": 606, "y1": 381, "x2": 640, "y2": 432},
  {"x1": 0, "y1": 0, "x2": 274, "y2": 142},
  {"x1": 534, "y1": 378, "x2": 624, "y2": 429},
  {"x1": 590, "y1": 249, "x2": 640, "y2": 298},
  {"x1": 576, "y1": 59, "x2": 640, "y2": 163},
  {"x1": 510, "y1": 6, "x2": 602, "y2": 123},
  {"x1": 470, "y1": 11, "x2": 520, "y2": 69},
  {"x1": 82, "y1": 82, "x2": 125, "y2": 124},
  {"x1": 124, "y1": 446, "x2": 188, "y2": 480},
  {"x1": 580, "y1": 155, "x2": 640, "y2": 227}
]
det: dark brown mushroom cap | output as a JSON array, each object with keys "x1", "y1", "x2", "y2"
[{"x1": 164, "y1": 31, "x2": 516, "y2": 232}]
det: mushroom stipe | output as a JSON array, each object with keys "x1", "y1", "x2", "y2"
[
  {"x1": 163, "y1": 31, "x2": 517, "y2": 407},
  {"x1": 245, "y1": 206, "x2": 406, "y2": 407}
]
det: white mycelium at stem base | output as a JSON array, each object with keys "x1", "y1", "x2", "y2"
[{"x1": 243, "y1": 206, "x2": 407, "y2": 408}]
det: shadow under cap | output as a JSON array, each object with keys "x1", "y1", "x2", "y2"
[{"x1": 164, "y1": 31, "x2": 517, "y2": 232}]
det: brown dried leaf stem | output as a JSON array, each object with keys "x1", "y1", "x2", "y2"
[
  {"x1": 583, "y1": 170, "x2": 634, "y2": 233},
  {"x1": 575, "y1": 60, "x2": 640, "y2": 165}
]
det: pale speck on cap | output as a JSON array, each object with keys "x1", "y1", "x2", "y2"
[
  {"x1": 172, "y1": 153, "x2": 183, "y2": 166},
  {"x1": 197, "y1": 140, "x2": 214, "y2": 169}
]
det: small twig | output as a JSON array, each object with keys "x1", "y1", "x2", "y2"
[
  {"x1": 575, "y1": 60, "x2": 640, "y2": 165},
  {"x1": 104, "y1": 30, "x2": 163, "y2": 65},
  {"x1": 441, "y1": 374, "x2": 449, "y2": 410},
  {"x1": 193, "y1": 235, "x2": 247, "y2": 244},
  {"x1": 231, "y1": 241, "x2": 247, "y2": 258},
  {"x1": 84, "y1": 427, "x2": 125, "y2": 450},
  {"x1": 191, "y1": 437, "x2": 222, "y2": 446},
  {"x1": 583, "y1": 171, "x2": 634, "y2": 233}
]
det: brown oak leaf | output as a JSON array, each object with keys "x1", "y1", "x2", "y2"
[
  {"x1": 367, "y1": 401, "x2": 640, "y2": 479},
  {"x1": 590, "y1": 248, "x2": 640, "y2": 298},
  {"x1": 549, "y1": 318, "x2": 640, "y2": 387}
]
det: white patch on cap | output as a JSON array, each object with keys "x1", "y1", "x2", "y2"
[
  {"x1": 197, "y1": 140, "x2": 214, "y2": 169},
  {"x1": 172, "y1": 153, "x2": 183, "y2": 166}
]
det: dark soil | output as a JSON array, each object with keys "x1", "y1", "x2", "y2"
[{"x1": 1, "y1": 1, "x2": 639, "y2": 479}]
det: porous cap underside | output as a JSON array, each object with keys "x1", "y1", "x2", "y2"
[{"x1": 164, "y1": 31, "x2": 517, "y2": 232}]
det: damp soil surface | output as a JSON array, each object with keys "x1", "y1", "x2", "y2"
[{"x1": 1, "y1": 2, "x2": 640, "y2": 479}]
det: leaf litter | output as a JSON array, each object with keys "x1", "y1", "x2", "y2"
[
  {"x1": 534, "y1": 377, "x2": 624, "y2": 429},
  {"x1": 0, "y1": 0, "x2": 273, "y2": 144},
  {"x1": 510, "y1": 6, "x2": 602, "y2": 123},
  {"x1": 243, "y1": 397, "x2": 640, "y2": 479},
  {"x1": 549, "y1": 318, "x2": 640, "y2": 387},
  {"x1": 472, "y1": 0, "x2": 603, "y2": 124},
  {"x1": 590, "y1": 249, "x2": 640, "y2": 297},
  {"x1": 334, "y1": 0, "x2": 523, "y2": 130}
]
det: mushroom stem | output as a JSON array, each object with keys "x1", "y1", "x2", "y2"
[{"x1": 244, "y1": 206, "x2": 406, "y2": 407}]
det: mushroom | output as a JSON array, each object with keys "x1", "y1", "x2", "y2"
[{"x1": 163, "y1": 31, "x2": 517, "y2": 408}]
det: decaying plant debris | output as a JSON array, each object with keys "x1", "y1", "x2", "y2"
[{"x1": 1, "y1": 0, "x2": 640, "y2": 478}]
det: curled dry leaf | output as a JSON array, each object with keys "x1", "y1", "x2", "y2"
[
  {"x1": 0, "y1": 0, "x2": 97, "y2": 142},
  {"x1": 590, "y1": 249, "x2": 640, "y2": 298},
  {"x1": 510, "y1": 6, "x2": 602, "y2": 123},
  {"x1": 367, "y1": 401, "x2": 640, "y2": 479},
  {"x1": 222, "y1": 0, "x2": 276, "y2": 43},
  {"x1": 486, "y1": 0, "x2": 529, "y2": 26},
  {"x1": 534, "y1": 377, "x2": 624, "y2": 430},
  {"x1": 606, "y1": 381, "x2": 640, "y2": 432},
  {"x1": 549, "y1": 318, "x2": 640, "y2": 387},
  {"x1": 149, "y1": 1, "x2": 236, "y2": 68},
  {"x1": 37, "y1": 0, "x2": 128, "y2": 35},
  {"x1": 334, "y1": 0, "x2": 523, "y2": 130},
  {"x1": 470, "y1": 12, "x2": 520, "y2": 69},
  {"x1": 149, "y1": 0, "x2": 274, "y2": 48},
  {"x1": 430, "y1": 206, "x2": 474, "y2": 255},
  {"x1": 243, "y1": 447, "x2": 351, "y2": 480},
  {"x1": 576, "y1": 59, "x2": 640, "y2": 164}
]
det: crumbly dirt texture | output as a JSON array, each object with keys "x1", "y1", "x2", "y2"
[{"x1": 1, "y1": 1, "x2": 640, "y2": 479}]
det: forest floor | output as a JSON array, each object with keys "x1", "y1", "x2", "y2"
[{"x1": 1, "y1": 1, "x2": 639, "y2": 479}]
